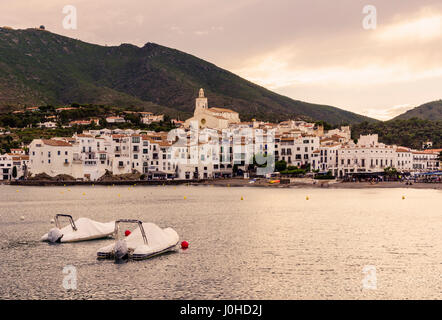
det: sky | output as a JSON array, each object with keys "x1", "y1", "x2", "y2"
[{"x1": 1, "y1": 0, "x2": 441, "y2": 120}]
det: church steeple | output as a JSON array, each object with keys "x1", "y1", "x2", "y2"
[{"x1": 195, "y1": 88, "x2": 208, "y2": 115}]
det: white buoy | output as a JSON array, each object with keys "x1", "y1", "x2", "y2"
[{"x1": 20, "y1": 216, "x2": 25, "y2": 221}]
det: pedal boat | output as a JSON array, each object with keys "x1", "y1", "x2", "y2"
[
  {"x1": 97, "y1": 219, "x2": 179, "y2": 261},
  {"x1": 41, "y1": 214, "x2": 115, "y2": 243}
]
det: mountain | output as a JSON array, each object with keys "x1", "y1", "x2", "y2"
[
  {"x1": 0, "y1": 27, "x2": 377, "y2": 124},
  {"x1": 393, "y1": 100, "x2": 442, "y2": 120}
]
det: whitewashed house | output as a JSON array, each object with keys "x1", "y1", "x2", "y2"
[
  {"x1": 29, "y1": 139, "x2": 75, "y2": 177},
  {"x1": 336, "y1": 135, "x2": 396, "y2": 177}
]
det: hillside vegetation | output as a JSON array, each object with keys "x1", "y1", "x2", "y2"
[
  {"x1": 351, "y1": 118, "x2": 442, "y2": 149},
  {"x1": 0, "y1": 27, "x2": 376, "y2": 125}
]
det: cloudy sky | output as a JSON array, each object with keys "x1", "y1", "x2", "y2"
[{"x1": 2, "y1": 0, "x2": 441, "y2": 120}]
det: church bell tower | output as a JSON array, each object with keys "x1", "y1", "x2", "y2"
[{"x1": 195, "y1": 88, "x2": 208, "y2": 115}]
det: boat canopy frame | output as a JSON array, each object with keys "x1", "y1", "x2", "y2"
[
  {"x1": 55, "y1": 214, "x2": 78, "y2": 231},
  {"x1": 114, "y1": 219, "x2": 148, "y2": 245}
]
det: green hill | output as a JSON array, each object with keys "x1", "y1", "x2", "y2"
[
  {"x1": 393, "y1": 100, "x2": 442, "y2": 120},
  {"x1": 351, "y1": 118, "x2": 442, "y2": 149},
  {"x1": 0, "y1": 27, "x2": 376, "y2": 124}
]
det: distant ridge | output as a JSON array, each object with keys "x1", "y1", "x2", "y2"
[
  {"x1": 393, "y1": 100, "x2": 442, "y2": 120},
  {"x1": 0, "y1": 27, "x2": 377, "y2": 124}
]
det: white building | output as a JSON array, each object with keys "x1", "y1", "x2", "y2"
[
  {"x1": 37, "y1": 121, "x2": 57, "y2": 129},
  {"x1": 395, "y1": 147, "x2": 413, "y2": 172},
  {"x1": 276, "y1": 134, "x2": 320, "y2": 168},
  {"x1": 312, "y1": 143, "x2": 341, "y2": 175},
  {"x1": 412, "y1": 150, "x2": 440, "y2": 172},
  {"x1": 0, "y1": 154, "x2": 13, "y2": 180},
  {"x1": 29, "y1": 139, "x2": 75, "y2": 178},
  {"x1": 336, "y1": 135, "x2": 396, "y2": 177},
  {"x1": 141, "y1": 113, "x2": 165, "y2": 125},
  {"x1": 106, "y1": 116, "x2": 126, "y2": 124}
]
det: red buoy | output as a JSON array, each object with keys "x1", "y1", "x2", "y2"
[
  {"x1": 124, "y1": 230, "x2": 131, "y2": 237},
  {"x1": 181, "y1": 241, "x2": 189, "y2": 249}
]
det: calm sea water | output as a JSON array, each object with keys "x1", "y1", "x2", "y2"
[{"x1": 0, "y1": 184, "x2": 440, "y2": 300}]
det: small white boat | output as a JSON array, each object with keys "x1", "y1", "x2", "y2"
[
  {"x1": 41, "y1": 214, "x2": 115, "y2": 243},
  {"x1": 97, "y1": 219, "x2": 179, "y2": 260}
]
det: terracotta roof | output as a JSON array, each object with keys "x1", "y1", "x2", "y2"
[
  {"x1": 158, "y1": 141, "x2": 172, "y2": 147},
  {"x1": 423, "y1": 149, "x2": 442, "y2": 153},
  {"x1": 70, "y1": 120, "x2": 91, "y2": 125},
  {"x1": 11, "y1": 155, "x2": 29, "y2": 160},
  {"x1": 209, "y1": 107, "x2": 237, "y2": 114},
  {"x1": 412, "y1": 150, "x2": 439, "y2": 155},
  {"x1": 42, "y1": 139, "x2": 72, "y2": 147}
]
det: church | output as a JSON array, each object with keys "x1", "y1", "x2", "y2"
[{"x1": 184, "y1": 88, "x2": 240, "y2": 130}]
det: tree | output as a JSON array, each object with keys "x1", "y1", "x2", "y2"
[
  {"x1": 124, "y1": 113, "x2": 141, "y2": 125},
  {"x1": 384, "y1": 167, "x2": 398, "y2": 177},
  {"x1": 275, "y1": 160, "x2": 287, "y2": 172},
  {"x1": 12, "y1": 166, "x2": 17, "y2": 179}
]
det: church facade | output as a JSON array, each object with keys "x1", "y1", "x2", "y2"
[{"x1": 184, "y1": 88, "x2": 240, "y2": 130}]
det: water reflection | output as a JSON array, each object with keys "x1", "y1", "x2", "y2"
[{"x1": 0, "y1": 185, "x2": 441, "y2": 299}]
